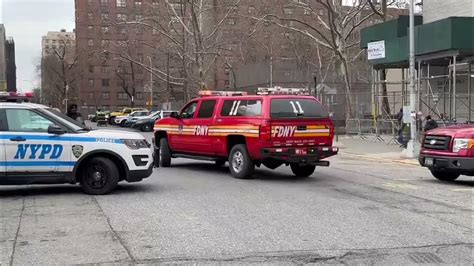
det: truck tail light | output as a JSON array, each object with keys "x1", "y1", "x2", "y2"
[{"x1": 259, "y1": 122, "x2": 272, "y2": 141}]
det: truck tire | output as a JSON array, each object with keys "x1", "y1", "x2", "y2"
[
  {"x1": 229, "y1": 144, "x2": 254, "y2": 179},
  {"x1": 79, "y1": 157, "x2": 119, "y2": 195},
  {"x1": 159, "y1": 138, "x2": 172, "y2": 167},
  {"x1": 430, "y1": 170, "x2": 460, "y2": 182},
  {"x1": 290, "y1": 164, "x2": 316, "y2": 178}
]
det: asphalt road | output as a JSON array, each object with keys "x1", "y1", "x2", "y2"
[{"x1": 0, "y1": 126, "x2": 472, "y2": 264}]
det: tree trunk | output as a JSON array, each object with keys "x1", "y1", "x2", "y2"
[{"x1": 339, "y1": 59, "x2": 354, "y2": 119}]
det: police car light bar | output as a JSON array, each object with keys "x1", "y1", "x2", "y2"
[
  {"x1": 257, "y1": 87, "x2": 310, "y2": 95},
  {"x1": 0, "y1": 91, "x2": 34, "y2": 102},
  {"x1": 198, "y1": 90, "x2": 248, "y2": 97}
]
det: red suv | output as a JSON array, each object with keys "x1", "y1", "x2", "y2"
[
  {"x1": 419, "y1": 125, "x2": 474, "y2": 181},
  {"x1": 153, "y1": 90, "x2": 338, "y2": 179}
]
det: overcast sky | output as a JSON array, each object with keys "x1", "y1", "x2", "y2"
[{"x1": 1, "y1": 0, "x2": 75, "y2": 92}]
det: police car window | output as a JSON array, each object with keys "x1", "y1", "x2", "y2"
[
  {"x1": 271, "y1": 99, "x2": 328, "y2": 118},
  {"x1": 181, "y1": 102, "x2": 198, "y2": 119},
  {"x1": 197, "y1": 100, "x2": 216, "y2": 118},
  {"x1": 221, "y1": 100, "x2": 262, "y2": 117},
  {"x1": 6, "y1": 109, "x2": 54, "y2": 132}
]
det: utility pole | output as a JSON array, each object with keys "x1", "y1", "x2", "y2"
[{"x1": 407, "y1": 0, "x2": 419, "y2": 158}]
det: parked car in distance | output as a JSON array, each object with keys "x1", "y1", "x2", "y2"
[
  {"x1": 132, "y1": 110, "x2": 175, "y2": 132},
  {"x1": 115, "y1": 110, "x2": 150, "y2": 127},
  {"x1": 109, "y1": 108, "x2": 148, "y2": 125},
  {"x1": 419, "y1": 124, "x2": 474, "y2": 181}
]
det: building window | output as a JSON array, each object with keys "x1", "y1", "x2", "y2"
[
  {"x1": 102, "y1": 79, "x2": 110, "y2": 86},
  {"x1": 152, "y1": 28, "x2": 159, "y2": 35},
  {"x1": 304, "y1": 9, "x2": 311, "y2": 15},
  {"x1": 89, "y1": 92, "x2": 94, "y2": 99},
  {"x1": 102, "y1": 26, "x2": 110, "y2": 34},
  {"x1": 101, "y1": 13, "x2": 109, "y2": 20},
  {"x1": 88, "y1": 39, "x2": 94, "y2": 46},
  {"x1": 89, "y1": 65, "x2": 94, "y2": 73},
  {"x1": 117, "y1": 66, "x2": 124, "y2": 73},
  {"x1": 227, "y1": 18, "x2": 236, "y2": 25},
  {"x1": 152, "y1": 0, "x2": 159, "y2": 6},
  {"x1": 137, "y1": 53, "x2": 144, "y2": 62},
  {"x1": 118, "y1": 92, "x2": 129, "y2": 100},
  {"x1": 101, "y1": 39, "x2": 109, "y2": 47},
  {"x1": 224, "y1": 80, "x2": 230, "y2": 86},
  {"x1": 101, "y1": 66, "x2": 110, "y2": 74},
  {"x1": 283, "y1": 7, "x2": 294, "y2": 15},
  {"x1": 101, "y1": 0, "x2": 108, "y2": 6},
  {"x1": 88, "y1": 12, "x2": 93, "y2": 20},
  {"x1": 117, "y1": 0, "x2": 127, "y2": 7},
  {"x1": 135, "y1": 27, "x2": 143, "y2": 35},
  {"x1": 135, "y1": 1, "x2": 142, "y2": 7},
  {"x1": 117, "y1": 13, "x2": 127, "y2": 21},
  {"x1": 102, "y1": 92, "x2": 110, "y2": 99},
  {"x1": 88, "y1": 79, "x2": 95, "y2": 87},
  {"x1": 248, "y1": 6, "x2": 255, "y2": 13},
  {"x1": 88, "y1": 0, "x2": 93, "y2": 5},
  {"x1": 135, "y1": 14, "x2": 143, "y2": 20},
  {"x1": 88, "y1": 25, "x2": 94, "y2": 33},
  {"x1": 136, "y1": 92, "x2": 143, "y2": 100}
]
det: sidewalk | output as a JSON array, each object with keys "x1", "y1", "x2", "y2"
[{"x1": 334, "y1": 135, "x2": 419, "y2": 165}]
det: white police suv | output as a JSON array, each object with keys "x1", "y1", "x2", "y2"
[{"x1": 0, "y1": 101, "x2": 153, "y2": 195}]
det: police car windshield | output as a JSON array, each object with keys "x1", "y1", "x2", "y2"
[{"x1": 44, "y1": 108, "x2": 85, "y2": 131}]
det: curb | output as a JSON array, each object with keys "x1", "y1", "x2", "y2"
[{"x1": 340, "y1": 152, "x2": 419, "y2": 166}]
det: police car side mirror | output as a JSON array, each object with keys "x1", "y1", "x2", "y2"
[
  {"x1": 170, "y1": 112, "x2": 181, "y2": 119},
  {"x1": 48, "y1": 125, "x2": 66, "y2": 135}
]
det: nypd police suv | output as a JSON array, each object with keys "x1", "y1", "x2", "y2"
[{"x1": 0, "y1": 101, "x2": 153, "y2": 195}]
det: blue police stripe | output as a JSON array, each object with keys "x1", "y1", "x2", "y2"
[
  {"x1": 0, "y1": 135, "x2": 123, "y2": 144},
  {"x1": 4, "y1": 161, "x2": 76, "y2": 167}
]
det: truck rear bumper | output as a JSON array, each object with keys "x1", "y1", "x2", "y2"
[
  {"x1": 419, "y1": 154, "x2": 474, "y2": 173},
  {"x1": 261, "y1": 146, "x2": 338, "y2": 165}
]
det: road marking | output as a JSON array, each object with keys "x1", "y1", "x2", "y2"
[
  {"x1": 451, "y1": 188, "x2": 473, "y2": 192},
  {"x1": 383, "y1": 182, "x2": 420, "y2": 190}
]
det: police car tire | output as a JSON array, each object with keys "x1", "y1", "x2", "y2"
[
  {"x1": 80, "y1": 157, "x2": 119, "y2": 195},
  {"x1": 228, "y1": 144, "x2": 254, "y2": 179},
  {"x1": 290, "y1": 164, "x2": 316, "y2": 178},
  {"x1": 159, "y1": 138, "x2": 172, "y2": 167}
]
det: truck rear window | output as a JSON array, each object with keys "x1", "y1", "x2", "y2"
[{"x1": 271, "y1": 99, "x2": 328, "y2": 119}]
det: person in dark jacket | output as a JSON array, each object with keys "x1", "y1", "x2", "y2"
[
  {"x1": 67, "y1": 104, "x2": 83, "y2": 123},
  {"x1": 424, "y1": 115, "x2": 438, "y2": 132}
]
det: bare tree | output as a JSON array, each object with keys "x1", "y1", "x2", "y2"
[
  {"x1": 252, "y1": 0, "x2": 389, "y2": 118},
  {"x1": 40, "y1": 39, "x2": 80, "y2": 110},
  {"x1": 109, "y1": 0, "x2": 241, "y2": 102}
]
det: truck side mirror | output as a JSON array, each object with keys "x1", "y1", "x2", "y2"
[{"x1": 170, "y1": 112, "x2": 181, "y2": 119}]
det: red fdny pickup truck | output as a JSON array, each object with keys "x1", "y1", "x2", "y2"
[
  {"x1": 154, "y1": 89, "x2": 338, "y2": 179},
  {"x1": 419, "y1": 124, "x2": 474, "y2": 181}
]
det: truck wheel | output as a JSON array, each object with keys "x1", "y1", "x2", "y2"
[
  {"x1": 80, "y1": 157, "x2": 119, "y2": 195},
  {"x1": 229, "y1": 144, "x2": 254, "y2": 179},
  {"x1": 430, "y1": 170, "x2": 460, "y2": 182},
  {"x1": 159, "y1": 138, "x2": 172, "y2": 167},
  {"x1": 142, "y1": 124, "x2": 152, "y2": 132},
  {"x1": 290, "y1": 164, "x2": 316, "y2": 178},
  {"x1": 120, "y1": 120, "x2": 126, "y2": 127}
]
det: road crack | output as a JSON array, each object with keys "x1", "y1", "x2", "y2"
[
  {"x1": 91, "y1": 196, "x2": 136, "y2": 263},
  {"x1": 9, "y1": 197, "x2": 25, "y2": 266}
]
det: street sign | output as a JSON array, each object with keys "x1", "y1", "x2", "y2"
[
  {"x1": 368, "y1": 40, "x2": 385, "y2": 60},
  {"x1": 403, "y1": 105, "x2": 412, "y2": 123}
]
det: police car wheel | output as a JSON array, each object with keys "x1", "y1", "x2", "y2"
[
  {"x1": 80, "y1": 157, "x2": 119, "y2": 195},
  {"x1": 159, "y1": 138, "x2": 172, "y2": 167},
  {"x1": 143, "y1": 124, "x2": 153, "y2": 132},
  {"x1": 228, "y1": 144, "x2": 254, "y2": 179},
  {"x1": 290, "y1": 164, "x2": 316, "y2": 178}
]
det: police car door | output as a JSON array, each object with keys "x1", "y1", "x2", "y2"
[{"x1": 3, "y1": 108, "x2": 70, "y2": 173}]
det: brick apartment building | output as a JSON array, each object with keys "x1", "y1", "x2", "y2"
[
  {"x1": 0, "y1": 24, "x2": 17, "y2": 93},
  {"x1": 75, "y1": 0, "x2": 405, "y2": 112}
]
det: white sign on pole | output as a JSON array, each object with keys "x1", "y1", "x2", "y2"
[
  {"x1": 367, "y1": 40, "x2": 385, "y2": 60},
  {"x1": 402, "y1": 105, "x2": 412, "y2": 124}
]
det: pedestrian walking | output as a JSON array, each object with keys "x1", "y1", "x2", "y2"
[{"x1": 424, "y1": 115, "x2": 438, "y2": 132}]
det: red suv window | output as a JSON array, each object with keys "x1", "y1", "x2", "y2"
[{"x1": 197, "y1": 100, "x2": 216, "y2": 118}]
